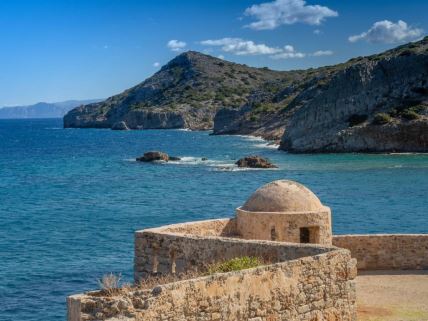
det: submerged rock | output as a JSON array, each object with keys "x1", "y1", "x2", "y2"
[
  {"x1": 235, "y1": 156, "x2": 277, "y2": 169},
  {"x1": 169, "y1": 156, "x2": 181, "y2": 161},
  {"x1": 136, "y1": 151, "x2": 169, "y2": 162},
  {"x1": 111, "y1": 121, "x2": 130, "y2": 130}
]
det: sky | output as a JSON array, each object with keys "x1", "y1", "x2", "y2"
[{"x1": 0, "y1": 0, "x2": 427, "y2": 106}]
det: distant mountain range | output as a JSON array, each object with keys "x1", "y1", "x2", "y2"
[{"x1": 0, "y1": 99, "x2": 102, "y2": 119}]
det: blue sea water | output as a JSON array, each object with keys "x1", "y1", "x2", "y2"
[{"x1": 0, "y1": 118, "x2": 427, "y2": 321}]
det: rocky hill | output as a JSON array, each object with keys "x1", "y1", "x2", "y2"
[
  {"x1": 64, "y1": 52, "x2": 291, "y2": 130},
  {"x1": 64, "y1": 37, "x2": 428, "y2": 153}
]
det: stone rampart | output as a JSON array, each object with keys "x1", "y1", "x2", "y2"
[
  {"x1": 134, "y1": 219, "x2": 335, "y2": 281},
  {"x1": 69, "y1": 248, "x2": 357, "y2": 321},
  {"x1": 333, "y1": 234, "x2": 428, "y2": 270}
]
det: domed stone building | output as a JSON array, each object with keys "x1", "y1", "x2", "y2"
[
  {"x1": 236, "y1": 180, "x2": 332, "y2": 245},
  {"x1": 68, "y1": 179, "x2": 428, "y2": 321}
]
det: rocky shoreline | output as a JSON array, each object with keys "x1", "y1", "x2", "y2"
[{"x1": 64, "y1": 37, "x2": 428, "y2": 153}]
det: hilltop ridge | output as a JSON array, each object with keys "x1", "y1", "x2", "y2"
[{"x1": 64, "y1": 37, "x2": 428, "y2": 152}]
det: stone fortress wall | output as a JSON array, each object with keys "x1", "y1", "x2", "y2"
[
  {"x1": 69, "y1": 249, "x2": 356, "y2": 321},
  {"x1": 333, "y1": 234, "x2": 428, "y2": 270},
  {"x1": 134, "y1": 219, "x2": 335, "y2": 280},
  {"x1": 69, "y1": 218, "x2": 357, "y2": 321},
  {"x1": 67, "y1": 180, "x2": 427, "y2": 321}
]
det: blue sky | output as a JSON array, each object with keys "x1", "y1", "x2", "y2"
[{"x1": 0, "y1": 0, "x2": 427, "y2": 106}]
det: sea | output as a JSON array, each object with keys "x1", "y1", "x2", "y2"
[{"x1": 0, "y1": 118, "x2": 427, "y2": 321}]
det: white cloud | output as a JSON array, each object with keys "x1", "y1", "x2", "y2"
[
  {"x1": 153, "y1": 62, "x2": 160, "y2": 68},
  {"x1": 349, "y1": 20, "x2": 424, "y2": 44},
  {"x1": 313, "y1": 29, "x2": 322, "y2": 35},
  {"x1": 244, "y1": 0, "x2": 338, "y2": 30},
  {"x1": 311, "y1": 50, "x2": 333, "y2": 56},
  {"x1": 270, "y1": 45, "x2": 306, "y2": 59},
  {"x1": 167, "y1": 39, "x2": 187, "y2": 52},
  {"x1": 218, "y1": 55, "x2": 225, "y2": 60},
  {"x1": 200, "y1": 38, "x2": 282, "y2": 55},
  {"x1": 201, "y1": 37, "x2": 332, "y2": 60}
]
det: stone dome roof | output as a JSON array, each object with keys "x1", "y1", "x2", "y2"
[{"x1": 241, "y1": 180, "x2": 324, "y2": 213}]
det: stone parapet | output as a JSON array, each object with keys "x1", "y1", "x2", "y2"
[
  {"x1": 333, "y1": 234, "x2": 428, "y2": 270},
  {"x1": 69, "y1": 248, "x2": 357, "y2": 321},
  {"x1": 134, "y1": 218, "x2": 335, "y2": 281}
]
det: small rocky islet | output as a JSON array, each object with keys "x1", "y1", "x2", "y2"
[
  {"x1": 235, "y1": 156, "x2": 277, "y2": 169},
  {"x1": 136, "y1": 151, "x2": 276, "y2": 169},
  {"x1": 136, "y1": 151, "x2": 180, "y2": 162}
]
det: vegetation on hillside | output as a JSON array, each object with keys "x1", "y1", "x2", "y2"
[{"x1": 65, "y1": 36, "x2": 428, "y2": 135}]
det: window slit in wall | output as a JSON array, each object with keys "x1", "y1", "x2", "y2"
[
  {"x1": 170, "y1": 251, "x2": 176, "y2": 274},
  {"x1": 271, "y1": 226, "x2": 277, "y2": 241},
  {"x1": 152, "y1": 246, "x2": 159, "y2": 273}
]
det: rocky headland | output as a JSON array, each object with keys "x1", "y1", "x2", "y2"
[{"x1": 64, "y1": 37, "x2": 428, "y2": 153}]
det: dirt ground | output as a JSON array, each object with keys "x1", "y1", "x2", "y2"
[{"x1": 356, "y1": 270, "x2": 428, "y2": 321}]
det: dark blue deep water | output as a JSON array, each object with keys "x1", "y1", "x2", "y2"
[{"x1": 0, "y1": 118, "x2": 427, "y2": 321}]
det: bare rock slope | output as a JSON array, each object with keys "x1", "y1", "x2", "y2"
[{"x1": 279, "y1": 41, "x2": 428, "y2": 152}]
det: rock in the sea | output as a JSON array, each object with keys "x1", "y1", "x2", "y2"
[
  {"x1": 235, "y1": 156, "x2": 277, "y2": 168},
  {"x1": 201, "y1": 157, "x2": 208, "y2": 161},
  {"x1": 111, "y1": 121, "x2": 130, "y2": 130},
  {"x1": 169, "y1": 156, "x2": 181, "y2": 161},
  {"x1": 136, "y1": 151, "x2": 169, "y2": 162}
]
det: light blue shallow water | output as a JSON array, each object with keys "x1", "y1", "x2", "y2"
[{"x1": 0, "y1": 118, "x2": 427, "y2": 321}]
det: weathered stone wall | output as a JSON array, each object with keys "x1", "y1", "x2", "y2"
[
  {"x1": 69, "y1": 249, "x2": 357, "y2": 321},
  {"x1": 236, "y1": 207, "x2": 332, "y2": 245},
  {"x1": 135, "y1": 219, "x2": 335, "y2": 281},
  {"x1": 333, "y1": 234, "x2": 428, "y2": 270},
  {"x1": 154, "y1": 218, "x2": 238, "y2": 237}
]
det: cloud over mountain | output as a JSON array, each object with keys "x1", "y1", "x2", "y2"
[
  {"x1": 167, "y1": 40, "x2": 187, "y2": 51},
  {"x1": 244, "y1": 0, "x2": 338, "y2": 30},
  {"x1": 201, "y1": 38, "x2": 282, "y2": 55},
  {"x1": 270, "y1": 45, "x2": 306, "y2": 59},
  {"x1": 349, "y1": 20, "x2": 424, "y2": 44},
  {"x1": 201, "y1": 38, "x2": 332, "y2": 60}
]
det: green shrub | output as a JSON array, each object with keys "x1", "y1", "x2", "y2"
[
  {"x1": 372, "y1": 113, "x2": 392, "y2": 125},
  {"x1": 252, "y1": 102, "x2": 277, "y2": 114},
  {"x1": 401, "y1": 110, "x2": 420, "y2": 120},
  {"x1": 390, "y1": 104, "x2": 426, "y2": 119},
  {"x1": 207, "y1": 257, "x2": 263, "y2": 275},
  {"x1": 348, "y1": 114, "x2": 368, "y2": 126},
  {"x1": 399, "y1": 49, "x2": 413, "y2": 57},
  {"x1": 249, "y1": 115, "x2": 259, "y2": 122},
  {"x1": 408, "y1": 104, "x2": 427, "y2": 114}
]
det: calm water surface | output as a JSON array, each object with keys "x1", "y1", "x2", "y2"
[{"x1": 0, "y1": 118, "x2": 427, "y2": 321}]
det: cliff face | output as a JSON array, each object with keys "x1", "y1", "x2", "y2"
[
  {"x1": 64, "y1": 37, "x2": 428, "y2": 153},
  {"x1": 279, "y1": 50, "x2": 428, "y2": 152}
]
